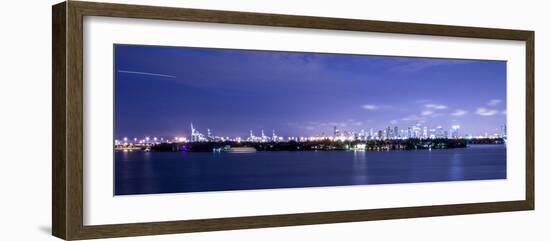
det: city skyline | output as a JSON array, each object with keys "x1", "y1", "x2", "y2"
[
  {"x1": 114, "y1": 44, "x2": 507, "y2": 139},
  {"x1": 114, "y1": 122, "x2": 506, "y2": 145}
]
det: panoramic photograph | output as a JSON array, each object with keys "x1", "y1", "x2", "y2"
[{"x1": 113, "y1": 44, "x2": 507, "y2": 196}]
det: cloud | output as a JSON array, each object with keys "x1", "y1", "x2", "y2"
[
  {"x1": 387, "y1": 58, "x2": 474, "y2": 72},
  {"x1": 487, "y1": 99, "x2": 502, "y2": 106},
  {"x1": 425, "y1": 104, "x2": 447, "y2": 110},
  {"x1": 421, "y1": 110, "x2": 434, "y2": 116},
  {"x1": 451, "y1": 109, "x2": 467, "y2": 116},
  {"x1": 302, "y1": 119, "x2": 367, "y2": 132},
  {"x1": 362, "y1": 104, "x2": 378, "y2": 110},
  {"x1": 476, "y1": 107, "x2": 499, "y2": 116},
  {"x1": 472, "y1": 100, "x2": 503, "y2": 116},
  {"x1": 401, "y1": 115, "x2": 424, "y2": 122},
  {"x1": 362, "y1": 104, "x2": 394, "y2": 111},
  {"x1": 144, "y1": 49, "x2": 334, "y2": 91},
  {"x1": 415, "y1": 99, "x2": 430, "y2": 104}
]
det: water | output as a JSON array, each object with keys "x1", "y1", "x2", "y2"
[{"x1": 115, "y1": 144, "x2": 506, "y2": 195}]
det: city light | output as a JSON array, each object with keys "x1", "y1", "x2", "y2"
[{"x1": 115, "y1": 122, "x2": 506, "y2": 150}]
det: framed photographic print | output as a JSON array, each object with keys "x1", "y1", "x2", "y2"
[{"x1": 52, "y1": 1, "x2": 534, "y2": 240}]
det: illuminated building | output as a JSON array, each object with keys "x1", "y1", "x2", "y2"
[
  {"x1": 435, "y1": 126, "x2": 445, "y2": 138},
  {"x1": 451, "y1": 125, "x2": 460, "y2": 139},
  {"x1": 190, "y1": 123, "x2": 206, "y2": 142},
  {"x1": 272, "y1": 130, "x2": 278, "y2": 142},
  {"x1": 412, "y1": 125, "x2": 421, "y2": 138}
]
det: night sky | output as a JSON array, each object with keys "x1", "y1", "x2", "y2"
[{"x1": 114, "y1": 44, "x2": 506, "y2": 139}]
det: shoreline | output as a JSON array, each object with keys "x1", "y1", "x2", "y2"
[{"x1": 115, "y1": 138, "x2": 505, "y2": 153}]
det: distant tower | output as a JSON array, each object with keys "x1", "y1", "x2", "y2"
[
  {"x1": 500, "y1": 125, "x2": 507, "y2": 138},
  {"x1": 333, "y1": 126, "x2": 340, "y2": 138},
  {"x1": 190, "y1": 123, "x2": 204, "y2": 142},
  {"x1": 190, "y1": 123, "x2": 196, "y2": 142},
  {"x1": 423, "y1": 126, "x2": 428, "y2": 139},
  {"x1": 207, "y1": 128, "x2": 212, "y2": 139}
]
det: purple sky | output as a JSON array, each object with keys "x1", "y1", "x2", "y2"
[{"x1": 114, "y1": 44, "x2": 506, "y2": 139}]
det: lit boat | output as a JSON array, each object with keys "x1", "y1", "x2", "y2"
[{"x1": 226, "y1": 147, "x2": 256, "y2": 153}]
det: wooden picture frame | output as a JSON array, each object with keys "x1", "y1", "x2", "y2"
[{"x1": 52, "y1": 1, "x2": 534, "y2": 240}]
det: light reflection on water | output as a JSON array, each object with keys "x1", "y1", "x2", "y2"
[
  {"x1": 352, "y1": 151, "x2": 368, "y2": 184},
  {"x1": 449, "y1": 151, "x2": 465, "y2": 181}
]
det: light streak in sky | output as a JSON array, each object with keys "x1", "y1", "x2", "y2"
[{"x1": 118, "y1": 70, "x2": 176, "y2": 78}]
